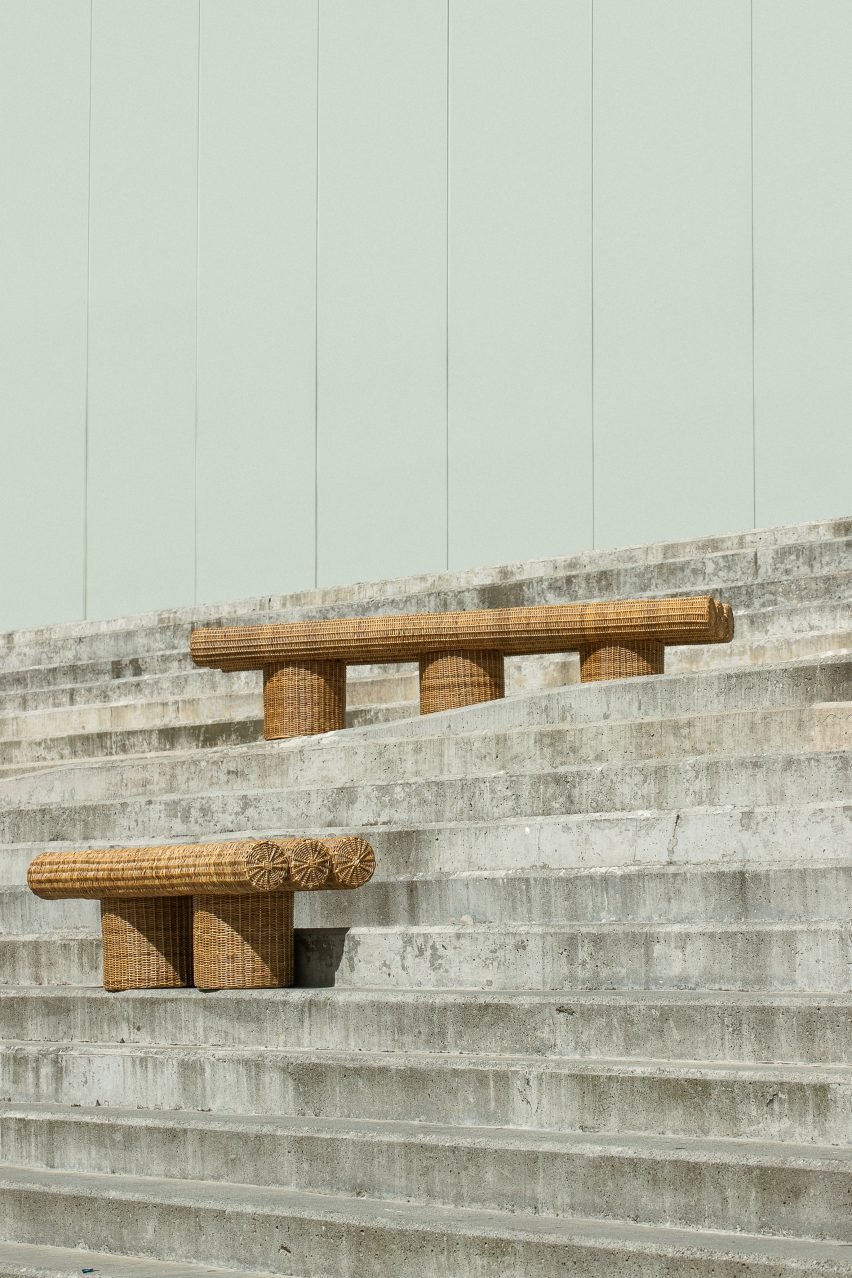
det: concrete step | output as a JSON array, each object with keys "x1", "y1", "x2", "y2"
[
  {"x1": 4, "y1": 701, "x2": 848, "y2": 808},
  {"x1": 1, "y1": 534, "x2": 849, "y2": 673},
  {"x1": 7, "y1": 917, "x2": 852, "y2": 993},
  {"x1": 2, "y1": 802, "x2": 849, "y2": 895},
  {"x1": 0, "y1": 935, "x2": 99, "y2": 986},
  {"x1": 4, "y1": 1161, "x2": 852, "y2": 1277},
  {"x1": 669, "y1": 629, "x2": 852, "y2": 673},
  {"x1": 0, "y1": 1240, "x2": 281, "y2": 1278},
  {"x1": 354, "y1": 654, "x2": 852, "y2": 740},
  {"x1": 7, "y1": 861, "x2": 852, "y2": 935},
  {"x1": 1, "y1": 750, "x2": 847, "y2": 845},
  {"x1": 3, "y1": 1103, "x2": 852, "y2": 1243},
  {"x1": 0, "y1": 701, "x2": 412, "y2": 769},
  {"x1": 2, "y1": 1042, "x2": 852, "y2": 1144},
  {"x1": 5, "y1": 986, "x2": 850, "y2": 1066},
  {"x1": 297, "y1": 919, "x2": 852, "y2": 993}
]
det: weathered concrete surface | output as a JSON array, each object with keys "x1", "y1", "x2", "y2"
[{"x1": 0, "y1": 516, "x2": 850, "y2": 1273}]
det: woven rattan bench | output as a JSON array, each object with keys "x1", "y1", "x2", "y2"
[
  {"x1": 28, "y1": 836, "x2": 375, "y2": 992},
  {"x1": 190, "y1": 596, "x2": 733, "y2": 740}
]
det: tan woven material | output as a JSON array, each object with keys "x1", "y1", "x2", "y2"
[
  {"x1": 263, "y1": 659, "x2": 345, "y2": 739},
  {"x1": 579, "y1": 639, "x2": 665, "y2": 682},
  {"x1": 419, "y1": 650, "x2": 505, "y2": 715},
  {"x1": 190, "y1": 595, "x2": 733, "y2": 670},
  {"x1": 324, "y1": 836, "x2": 376, "y2": 888},
  {"x1": 100, "y1": 897, "x2": 192, "y2": 992},
  {"x1": 193, "y1": 891, "x2": 294, "y2": 991},
  {"x1": 27, "y1": 837, "x2": 375, "y2": 901}
]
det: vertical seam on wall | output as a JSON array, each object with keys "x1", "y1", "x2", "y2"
[
  {"x1": 193, "y1": 0, "x2": 202, "y2": 602},
  {"x1": 83, "y1": 0, "x2": 93, "y2": 618},
  {"x1": 314, "y1": 0, "x2": 321, "y2": 588},
  {"x1": 750, "y1": 0, "x2": 757, "y2": 528},
  {"x1": 590, "y1": 0, "x2": 596, "y2": 548},
  {"x1": 445, "y1": 0, "x2": 450, "y2": 570}
]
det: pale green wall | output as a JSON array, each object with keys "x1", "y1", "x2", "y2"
[{"x1": 1, "y1": 0, "x2": 850, "y2": 630}]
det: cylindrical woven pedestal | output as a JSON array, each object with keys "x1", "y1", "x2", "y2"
[
  {"x1": 192, "y1": 891, "x2": 294, "y2": 990},
  {"x1": 262, "y1": 660, "x2": 346, "y2": 740},
  {"x1": 579, "y1": 639, "x2": 665, "y2": 682},
  {"x1": 100, "y1": 897, "x2": 192, "y2": 992},
  {"x1": 419, "y1": 650, "x2": 505, "y2": 714}
]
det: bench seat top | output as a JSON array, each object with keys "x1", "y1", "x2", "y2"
[
  {"x1": 190, "y1": 596, "x2": 733, "y2": 671},
  {"x1": 28, "y1": 837, "x2": 375, "y2": 900}
]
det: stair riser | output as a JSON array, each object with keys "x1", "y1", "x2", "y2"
[
  {"x1": 3, "y1": 1114, "x2": 850, "y2": 1242},
  {"x1": 362, "y1": 657, "x2": 852, "y2": 741},
  {"x1": 8, "y1": 863, "x2": 852, "y2": 934},
  {"x1": 5, "y1": 705, "x2": 847, "y2": 799},
  {"x1": 7, "y1": 925, "x2": 847, "y2": 994},
  {"x1": 1, "y1": 1049, "x2": 850, "y2": 1145},
  {"x1": 300, "y1": 863, "x2": 852, "y2": 928},
  {"x1": 1, "y1": 804, "x2": 849, "y2": 889},
  {"x1": 6, "y1": 989, "x2": 850, "y2": 1065},
  {"x1": 0, "y1": 1183, "x2": 841, "y2": 1278},
  {"x1": 3, "y1": 657, "x2": 849, "y2": 771},
  {"x1": 302, "y1": 925, "x2": 852, "y2": 993},
  {"x1": 0, "y1": 895, "x2": 98, "y2": 934},
  {"x1": 2, "y1": 754, "x2": 846, "y2": 845},
  {"x1": 668, "y1": 631, "x2": 852, "y2": 674},
  {"x1": 0, "y1": 694, "x2": 263, "y2": 741}
]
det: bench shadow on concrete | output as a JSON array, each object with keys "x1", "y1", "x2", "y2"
[{"x1": 294, "y1": 927, "x2": 350, "y2": 987}]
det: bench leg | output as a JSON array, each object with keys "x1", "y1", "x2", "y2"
[
  {"x1": 579, "y1": 639, "x2": 665, "y2": 682},
  {"x1": 262, "y1": 660, "x2": 346, "y2": 739},
  {"x1": 193, "y1": 891, "x2": 294, "y2": 990},
  {"x1": 419, "y1": 650, "x2": 505, "y2": 714},
  {"x1": 100, "y1": 897, "x2": 192, "y2": 992}
]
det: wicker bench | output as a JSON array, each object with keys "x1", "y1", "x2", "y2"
[
  {"x1": 190, "y1": 596, "x2": 733, "y2": 740},
  {"x1": 28, "y1": 836, "x2": 375, "y2": 992}
]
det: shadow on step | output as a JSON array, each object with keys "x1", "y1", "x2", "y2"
[{"x1": 294, "y1": 928, "x2": 350, "y2": 987}]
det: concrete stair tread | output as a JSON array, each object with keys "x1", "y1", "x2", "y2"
[
  {"x1": 4, "y1": 1037, "x2": 852, "y2": 1081},
  {"x1": 0, "y1": 657, "x2": 831, "y2": 728},
  {"x1": 8, "y1": 982, "x2": 852, "y2": 1008},
  {"x1": 0, "y1": 1241, "x2": 282, "y2": 1278},
  {"x1": 8, "y1": 916, "x2": 848, "y2": 993},
  {"x1": 0, "y1": 799, "x2": 848, "y2": 851},
  {"x1": 2, "y1": 804, "x2": 849, "y2": 893},
  {"x1": 2, "y1": 695, "x2": 845, "y2": 751},
  {"x1": 5, "y1": 746, "x2": 849, "y2": 815},
  {"x1": 7, "y1": 1099, "x2": 852, "y2": 1169},
  {"x1": 7, "y1": 860, "x2": 852, "y2": 932},
  {"x1": 4, "y1": 1160, "x2": 852, "y2": 1272}
]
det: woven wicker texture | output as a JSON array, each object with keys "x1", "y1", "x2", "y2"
[
  {"x1": 100, "y1": 896, "x2": 192, "y2": 992},
  {"x1": 28, "y1": 837, "x2": 375, "y2": 901},
  {"x1": 263, "y1": 659, "x2": 346, "y2": 740},
  {"x1": 419, "y1": 649, "x2": 505, "y2": 715},
  {"x1": 190, "y1": 595, "x2": 733, "y2": 671},
  {"x1": 579, "y1": 639, "x2": 665, "y2": 683},
  {"x1": 193, "y1": 891, "x2": 294, "y2": 991},
  {"x1": 324, "y1": 836, "x2": 376, "y2": 888}
]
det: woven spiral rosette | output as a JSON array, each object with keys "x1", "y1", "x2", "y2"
[
  {"x1": 244, "y1": 840, "x2": 293, "y2": 891},
  {"x1": 326, "y1": 836, "x2": 376, "y2": 888},
  {"x1": 286, "y1": 840, "x2": 333, "y2": 889}
]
